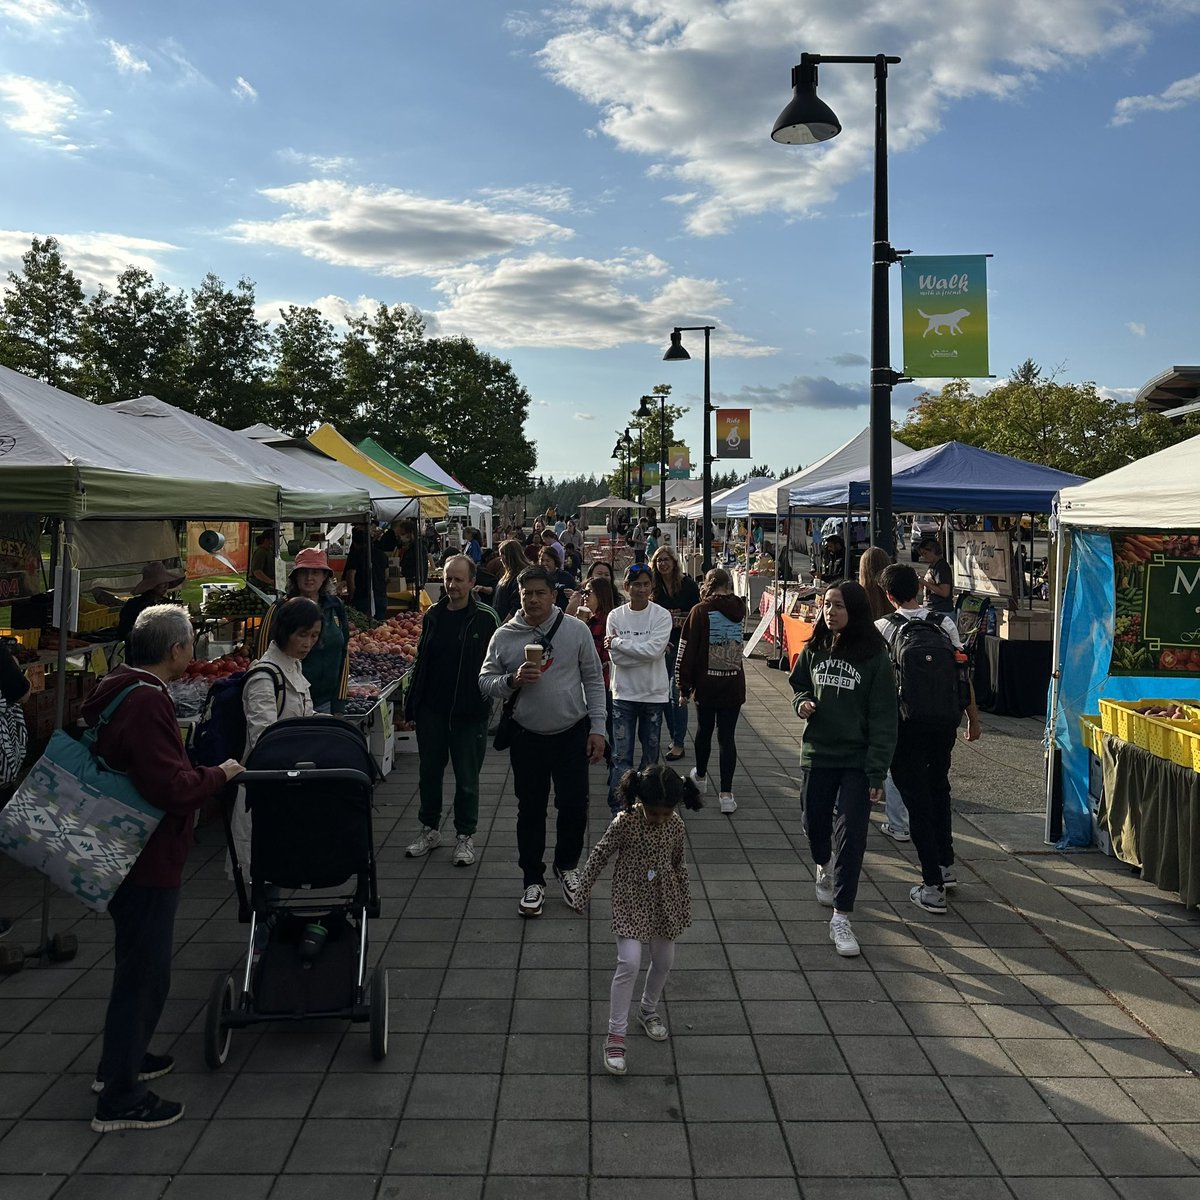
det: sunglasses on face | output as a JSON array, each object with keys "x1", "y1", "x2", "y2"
[{"x1": 627, "y1": 564, "x2": 651, "y2": 578}]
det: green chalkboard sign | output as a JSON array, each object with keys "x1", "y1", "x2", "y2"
[{"x1": 1110, "y1": 532, "x2": 1200, "y2": 675}]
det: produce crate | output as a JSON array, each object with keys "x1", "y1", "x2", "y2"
[
  {"x1": 1098, "y1": 698, "x2": 1200, "y2": 747},
  {"x1": 0, "y1": 628, "x2": 40, "y2": 650},
  {"x1": 1078, "y1": 714, "x2": 1104, "y2": 757},
  {"x1": 1154, "y1": 719, "x2": 1200, "y2": 771},
  {"x1": 76, "y1": 607, "x2": 118, "y2": 633}
]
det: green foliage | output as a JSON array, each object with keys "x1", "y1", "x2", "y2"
[
  {"x1": 0, "y1": 236, "x2": 539, "y2": 498},
  {"x1": 897, "y1": 360, "x2": 1200, "y2": 479},
  {"x1": 0, "y1": 236, "x2": 85, "y2": 389}
]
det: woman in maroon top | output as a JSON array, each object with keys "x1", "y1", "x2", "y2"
[
  {"x1": 573, "y1": 576, "x2": 616, "y2": 755},
  {"x1": 650, "y1": 546, "x2": 701, "y2": 761}
]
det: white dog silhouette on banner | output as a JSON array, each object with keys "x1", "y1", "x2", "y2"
[{"x1": 918, "y1": 308, "x2": 970, "y2": 337}]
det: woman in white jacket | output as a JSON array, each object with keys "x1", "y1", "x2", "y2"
[
  {"x1": 230, "y1": 597, "x2": 320, "y2": 873},
  {"x1": 604, "y1": 563, "x2": 673, "y2": 814}
]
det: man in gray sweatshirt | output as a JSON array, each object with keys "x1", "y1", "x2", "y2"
[{"x1": 480, "y1": 565, "x2": 608, "y2": 917}]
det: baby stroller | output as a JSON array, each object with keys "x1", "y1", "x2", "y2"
[{"x1": 204, "y1": 715, "x2": 387, "y2": 1067}]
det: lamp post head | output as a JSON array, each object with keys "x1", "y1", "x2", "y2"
[
  {"x1": 637, "y1": 395, "x2": 654, "y2": 418},
  {"x1": 663, "y1": 329, "x2": 691, "y2": 362},
  {"x1": 621, "y1": 429, "x2": 632, "y2": 449},
  {"x1": 771, "y1": 58, "x2": 842, "y2": 145}
]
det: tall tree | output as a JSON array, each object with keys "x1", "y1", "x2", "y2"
[
  {"x1": 78, "y1": 266, "x2": 191, "y2": 406},
  {"x1": 0, "y1": 236, "x2": 85, "y2": 389},
  {"x1": 186, "y1": 274, "x2": 270, "y2": 428},
  {"x1": 267, "y1": 304, "x2": 345, "y2": 435},
  {"x1": 339, "y1": 302, "x2": 427, "y2": 440},
  {"x1": 897, "y1": 361, "x2": 1200, "y2": 478}
]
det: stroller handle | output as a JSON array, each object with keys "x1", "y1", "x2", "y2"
[{"x1": 238, "y1": 768, "x2": 375, "y2": 786}]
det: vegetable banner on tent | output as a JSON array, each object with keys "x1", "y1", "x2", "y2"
[{"x1": 1110, "y1": 532, "x2": 1200, "y2": 676}]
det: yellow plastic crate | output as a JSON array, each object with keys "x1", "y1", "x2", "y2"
[
  {"x1": 1099, "y1": 698, "x2": 1200, "y2": 747},
  {"x1": 76, "y1": 607, "x2": 119, "y2": 633},
  {"x1": 1150, "y1": 718, "x2": 1200, "y2": 771},
  {"x1": 1078, "y1": 714, "x2": 1104, "y2": 757},
  {"x1": 0, "y1": 628, "x2": 40, "y2": 650}
]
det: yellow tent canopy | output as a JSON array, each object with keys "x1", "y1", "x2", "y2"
[{"x1": 308, "y1": 424, "x2": 450, "y2": 518}]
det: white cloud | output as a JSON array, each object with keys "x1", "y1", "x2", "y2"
[
  {"x1": 1126, "y1": 321, "x2": 1147, "y2": 337},
  {"x1": 160, "y1": 39, "x2": 208, "y2": 88},
  {"x1": 714, "y1": 375, "x2": 921, "y2": 412},
  {"x1": 106, "y1": 39, "x2": 149, "y2": 75},
  {"x1": 536, "y1": 0, "x2": 1146, "y2": 235},
  {"x1": 0, "y1": 229, "x2": 179, "y2": 289},
  {"x1": 0, "y1": 0, "x2": 87, "y2": 34},
  {"x1": 0, "y1": 75, "x2": 80, "y2": 147},
  {"x1": 1111, "y1": 71, "x2": 1200, "y2": 125},
  {"x1": 230, "y1": 180, "x2": 574, "y2": 275},
  {"x1": 829, "y1": 352, "x2": 868, "y2": 367},
  {"x1": 430, "y1": 250, "x2": 772, "y2": 355},
  {"x1": 232, "y1": 76, "x2": 258, "y2": 102},
  {"x1": 480, "y1": 183, "x2": 575, "y2": 212},
  {"x1": 254, "y1": 292, "x2": 401, "y2": 329},
  {"x1": 574, "y1": 411, "x2": 595, "y2": 421},
  {"x1": 277, "y1": 147, "x2": 354, "y2": 175}
]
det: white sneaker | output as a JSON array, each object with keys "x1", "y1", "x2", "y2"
[
  {"x1": 880, "y1": 822, "x2": 910, "y2": 842},
  {"x1": 910, "y1": 883, "x2": 947, "y2": 914},
  {"x1": 519, "y1": 884, "x2": 545, "y2": 918},
  {"x1": 452, "y1": 835, "x2": 475, "y2": 867},
  {"x1": 688, "y1": 768, "x2": 709, "y2": 795},
  {"x1": 719, "y1": 792, "x2": 737, "y2": 814},
  {"x1": 554, "y1": 865, "x2": 581, "y2": 908},
  {"x1": 829, "y1": 914, "x2": 860, "y2": 957},
  {"x1": 602, "y1": 1036, "x2": 627, "y2": 1075},
  {"x1": 638, "y1": 1011, "x2": 669, "y2": 1041},
  {"x1": 940, "y1": 866, "x2": 958, "y2": 890},
  {"x1": 405, "y1": 826, "x2": 441, "y2": 858},
  {"x1": 814, "y1": 863, "x2": 834, "y2": 907}
]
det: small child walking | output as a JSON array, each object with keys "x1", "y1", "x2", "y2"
[{"x1": 571, "y1": 764, "x2": 702, "y2": 1075}]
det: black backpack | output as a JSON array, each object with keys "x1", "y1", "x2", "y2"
[
  {"x1": 884, "y1": 613, "x2": 968, "y2": 724},
  {"x1": 191, "y1": 664, "x2": 285, "y2": 767}
]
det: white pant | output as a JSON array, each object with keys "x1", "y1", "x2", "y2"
[
  {"x1": 609, "y1": 936, "x2": 675, "y2": 1036},
  {"x1": 884, "y1": 771, "x2": 909, "y2": 835}
]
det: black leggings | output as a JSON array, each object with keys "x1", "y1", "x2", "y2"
[{"x1": 694, "y1": 704, "x2": 741, "y2": 792}]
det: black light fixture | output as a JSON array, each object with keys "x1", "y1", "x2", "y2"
[
  {"x1": 621, "y1": 428, "x2": 633, "y2": 501},
  {"x1": 641, "y1": 394, "x2": 667, "y2": 528},
  {"x1": 663, "y1": 325, "x2": 715, "y2": 571},
  {"x1": 771, "y1": 52, "x2": 902, "y2": 555}
]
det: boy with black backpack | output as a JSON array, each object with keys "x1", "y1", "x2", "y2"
[{"x1": 876, "y1": 564, "x2": 981, "y2": 914}]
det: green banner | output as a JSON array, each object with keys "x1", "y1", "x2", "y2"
[
  {"x1": 1110, "y1": 532, "x2": 1200, "y2": 675},
  {"x1": 901, "y1": 254, "x2": 989, "y2": 378}
]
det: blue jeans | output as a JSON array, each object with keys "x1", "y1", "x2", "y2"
[
  {"x1": 664, "y1": 643, "x2": 689, "y2": 750},
  {"x1": 884, "y1": 772, "x2": 909, "y2": 834},
  {"x1": 608, "y1": 699, "x2": 663, "y2": 812}
]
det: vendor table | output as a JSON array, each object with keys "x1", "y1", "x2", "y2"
[
  {"x1": 780, "y1": 615, "x2": 815, "y2": 670},
  {"x1": 1099, "y1": 735, "x2": 1200, "y2": 907},
  {"x1": 974, "y1": 634, "x2": 1051, "y2": 719},
  {"x1": 732, "y1": 569, "x2": 772, "y2": 616}
]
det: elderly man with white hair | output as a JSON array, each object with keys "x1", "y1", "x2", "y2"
[{"x1": 81, "y1": 604, "x2": 243, "y2": 1134}]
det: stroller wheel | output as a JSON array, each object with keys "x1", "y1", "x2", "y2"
[
  {"x1": 369, "y1": 964, "x2": 388, "y2": 1061},
  {"x1": 204, "y1": 972, "x2": 236, "y2": 1069}
]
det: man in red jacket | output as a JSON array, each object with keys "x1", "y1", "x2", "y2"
[{"x1": 83, "y1": 604, "x2": 242, "y2": 1133}]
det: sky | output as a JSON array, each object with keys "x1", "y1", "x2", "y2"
[{"x1": 1, "y1": 0, "x2": 1198, "y2": 484}]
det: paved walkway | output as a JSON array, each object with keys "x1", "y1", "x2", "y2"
[{"x1": 3, "y1": 660, "x2": 1200, "y2": 1198}]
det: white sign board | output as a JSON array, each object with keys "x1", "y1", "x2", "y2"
[{"x1": 951, "y1": 529, "x2": 1014, "y2": 598}]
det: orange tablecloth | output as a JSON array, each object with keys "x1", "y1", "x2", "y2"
[{"x1": 781, "y1": 615, "x2": 815, "y2": 670}]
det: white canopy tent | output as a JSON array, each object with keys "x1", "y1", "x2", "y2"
[
  {"x1": 742, "y1": 427, "x2": 912, "y2": 518},
  {"x1": 411, "y1": 451, "x2": 493, "y2": 545}
]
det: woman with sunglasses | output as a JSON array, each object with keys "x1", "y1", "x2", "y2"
[
  {"x1": 650, "y1": 546, "x2": 700, "y2": 762},
  {"x1": 572, "y1": 576, "x2": 617, "y2": 756}
]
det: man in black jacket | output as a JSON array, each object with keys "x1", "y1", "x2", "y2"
[{"x1": 403, "y1": 555, "x2": 499, "y2": 866}]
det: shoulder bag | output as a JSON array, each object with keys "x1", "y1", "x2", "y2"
[
  {"x1": 0, "y1": 682, "x2": 164, "y2": 912},
  {"x1": 493, "y1": 611, "x2": 565, "y2": 751}
]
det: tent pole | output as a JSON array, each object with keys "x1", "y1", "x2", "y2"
[{"x1": 1044, "y1": 524, "x2": 1069, "y2": 846}]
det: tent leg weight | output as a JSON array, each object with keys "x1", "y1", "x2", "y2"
[{"x1": 0, "y1": 944, "x2": 25, "y2": 974}]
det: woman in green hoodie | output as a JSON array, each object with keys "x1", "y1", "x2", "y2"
[{"x1": 789, "y1": 579, "x2": 897, "y2": 959}]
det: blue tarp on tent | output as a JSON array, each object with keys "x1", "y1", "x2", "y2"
[{"x1": 787, "y1": 440, "x2": 1086, "y2": 514}]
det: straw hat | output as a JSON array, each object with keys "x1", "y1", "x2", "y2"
[
  {"x1": 132, "y1": 561, "x2": 186, "y2": 595},
  {"x1": 289, "y1": 547, "x2": 333, "y2": 576}
]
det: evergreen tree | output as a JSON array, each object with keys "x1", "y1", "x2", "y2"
[{"x1": 0, "y1": 236, "x2": 85, "y2": 388}]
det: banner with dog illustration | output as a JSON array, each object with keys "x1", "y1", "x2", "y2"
[
  {"x1": 715, "y1": 409, "x2": 750, "y2": 459},
  {"x1": 1110, "y1": 532, "x2": 1200, "y2": 676},
  {"x1": 901, "y1": 255, "x2": 990, "y2": 378}
]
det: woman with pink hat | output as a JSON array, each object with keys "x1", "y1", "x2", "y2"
[
  {"x1": 118, "y1": 562, "x2": 187, "y2": 642},
  {"x1": 256, "y1": 547, "x2": 350, "y2": 713}
]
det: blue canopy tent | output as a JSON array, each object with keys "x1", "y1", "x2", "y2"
[{"x1": 787, "y1": 440, "x2": 1085, "y2": 514}]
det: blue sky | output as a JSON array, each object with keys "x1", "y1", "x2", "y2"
[{"x1": 2, "y1": 0, "x2": 1198, "y2": 483}]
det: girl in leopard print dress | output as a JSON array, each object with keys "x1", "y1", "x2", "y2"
[{"x1": 572, "y1": 764, "x2": 702, "y2": 1075}]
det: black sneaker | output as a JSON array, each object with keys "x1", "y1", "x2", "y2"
[
  {"x1": 91, "y1": 1091, "x2": 184, "y2": 1133},
  {"x1": 91, "y1": 1052, "x2": 175, "y2": 1095}
]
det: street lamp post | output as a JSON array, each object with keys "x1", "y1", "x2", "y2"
[
  {"x1": 771, "y1": 52, "x2": 903, "y2": 556},
  {"x1": 641, "y1": 394, "x2": 668, "y2": 528},
  {"x1": 663, "y1": 326, "x2": 715, "y2": 571},
  {"x1": 621, "y1": 428, "x2": 633, "y2": 500}
]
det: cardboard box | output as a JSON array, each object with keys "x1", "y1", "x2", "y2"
[
  {"x1": 367, "y1": 698, "x2": 394, "y2": 778},
  {"x1": 394, "y1": 731, "x2": 418, "y2": 755},
  {"x1": 995, "y1": 608, "x2": 1054, "y2": 642}
]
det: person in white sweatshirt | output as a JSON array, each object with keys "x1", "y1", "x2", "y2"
[{"x1": 604, "y1": 562, "x2": 673, "y2": 814}]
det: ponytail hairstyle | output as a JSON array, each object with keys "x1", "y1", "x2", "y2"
[
  {"x1": 615, "y1": 763, "x2": 703, "y2": 814},
  {"x1": 700, "y1": 566, "x2": 733, "y2": 600}
]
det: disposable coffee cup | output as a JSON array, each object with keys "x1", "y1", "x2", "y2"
[{"x1": 524, "y1": 644, "x2": 543, "y2": 666}]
